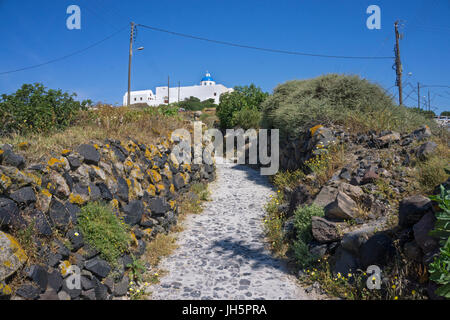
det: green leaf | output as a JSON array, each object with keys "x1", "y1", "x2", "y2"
[{"x1": 435, "y1": 283, "x2": 450, "y2": 298}]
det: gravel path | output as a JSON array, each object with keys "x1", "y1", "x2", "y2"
[{"x1": 148, "y1": 160, "x2": 316, "y2": 300}]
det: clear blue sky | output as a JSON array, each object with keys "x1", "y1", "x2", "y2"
[{"x1": 1, "y1": 0, "x2": 449, "y2": 114}]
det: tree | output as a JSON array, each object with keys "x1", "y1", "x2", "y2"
[
  {"x1": 0, "y1": 83, "x2": 90, "y2": 136},
  {"x1": 441, "y1": 111, "x2": 450, "y2": 117},
  {"x1": 178, "y1": 96, "x2": 216, "y2": 111},
  {"x1": 216, "y1": 84, "x2": 268, "y2": 129}
]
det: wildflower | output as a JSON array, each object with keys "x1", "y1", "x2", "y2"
[
  {"x1": 392, "y1": 284, "x2": 396, "y2": 289},
  {"x1": 136, "y1": 289, "x2": 141, "y2": 293},
  {"x1": 154, "y1": 273, "x2": 159, "y2": 276},
  {"x1": 311, "y1": 272, "x2": 315, "y2": 276},
  {"x1": 144, "y1": 282, "x2": 149, "y2": 287},
  {"x1": 394, "y1": 296, "x2": 398, "y2": 300},
  {"x1": 337, "y1": 273, "x2": 341, "y2": 278},
  {"x1": 412, "y1": 290, "x2": 416, "y2": 295},
  {"x1": 74, "y1": 232, "x2": 79, "y2": 237},
  {"x1": 129, "y1": 281, "x2": 134, "y2": 285},
  {"x1": 347, "y1": 273, "x2": 352, "y2": 278}
]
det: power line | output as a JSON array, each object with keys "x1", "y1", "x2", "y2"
[
  {"x1": 0, "y1": 26, "x2": 128, "y2": 76},
  {"x1": 136, "y1": 23, "x2": 395, "y2": 60},
  {"x1": 421, "y1": 85, "x2": 450, "y2": 89}
]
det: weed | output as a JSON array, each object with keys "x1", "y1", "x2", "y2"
[{"x1": 77, "y1": 202, "x2": 131, "y2": 265}]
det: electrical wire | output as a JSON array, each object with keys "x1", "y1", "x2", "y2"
[
  {"x1": 136, "y1": 23, "x2": 395, "y2": 60},
  {"x1": 0, "y1": 26, "x2": 128, "y2": 75}
]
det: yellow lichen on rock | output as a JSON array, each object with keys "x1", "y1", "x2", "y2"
[
  {"x1": 147, "y1": 169, "x2": 162, "y2": 184},
  {"x1": 0, "y1": 174, "x2": 12, "y2": 191},
  {"x1": 156, "y1": 183, "x2": 165, "y2": 194},
  {"x1": 69, "y1": 193, "x2": 86, "y2": 205},
  {"x1": 147, "y1": 184, "x2": 156, "y2": 197},
  {"x1": 0, "y1": 231, "x2": 27, "y2": 281},
  {"x1": 59, "y1": 260, "x2": 71, "y2": 277},
  {"x1": 111, "y1": 198, "x2": 119, "y2": 209},
  {"x1": 17, "y1": 141, "x2": 29, "y2": 150},
  {"x1": 310, "y1": 124, "x2": 323, "y2": 136}
]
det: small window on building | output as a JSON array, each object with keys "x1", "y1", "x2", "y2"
[
  {"x1": 140, "y1": 97, "x2": 143, "y2": 101},
  {"x1": 134, "y1": 98, "x2": 137, "y2": 101},
  {"x1": 214, "y1": 92, "x2": 217, "y2": 96}
]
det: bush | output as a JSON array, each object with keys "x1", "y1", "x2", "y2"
[
  {"x1": 416, "y1": 144, "x2": 450, "y2": 193},
  {"x1": 231, "y1": 107, "x2": 261, "y2": 130},
  {"x1": 177, "y1": 97, "x2": 216, "y2": 111},
  {"x1": 272, "y1": 169, "x2": 305, "y2": 190},
  {"x1": 261, "y1": 74, "x2": 434, "y2": 138},
  {"x1": 0, "y1": 83, "x2": 90, "y2": 136},
  {"x1": 292, "y1": 204, "x2": 324, "y2": 267},
  {"x1": 77, "y1": 202, "x2": 131, "y2": 264},
  {"x1": 216, "y1": 84, "x2": 268, "y2": 129},
  {"x1": 428, "y1": 185, "x2": 450, "y2": 298}
]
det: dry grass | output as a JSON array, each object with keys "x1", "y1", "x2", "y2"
[
  {"x1": 143, "y1": 233, "x2": 178, "y2": 267},
  {"x1": 415, "y1": 138, "x2": 450, "y2": 194},
  {"x1": 0, "y1": 105, "x2": 186, "y2": 162}
]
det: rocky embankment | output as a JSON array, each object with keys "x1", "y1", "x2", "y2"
[
  {"x1": 278, "y1": 125, "x2": 448, "y2": 297},
  {"x1": 0, "y1": 136, "x2": 214, "y2": 300}
]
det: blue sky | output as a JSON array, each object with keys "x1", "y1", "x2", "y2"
[{"x1": 1, "y1": 0, "x2": 449, "y2": 114}]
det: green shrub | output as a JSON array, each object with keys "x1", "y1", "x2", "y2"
[
  {"x1": 217, "y1": 84, "x2": 268, "y2": 129},
  {"x1": 177, "y1": 97, "x2": 216, "y2": 111},
  {"x1": 428, "y1": 185, "x2": 450, "y2": 298},
  {"x1": 0, "y1": 83, "x2": 90, "y2": 136},
  {"x1": 77, "y1": 202, "x2": 131, "y2": 264},
  {"x1": 261, "y1": 74, "x2": 434, "y2": 138},
  {"x1": 417, "y1": 155, "x2": 450, "y2": 193},
  {"x1": 231, "y1": 107, "x2": 261, "y2": 130},
  {"x1": 272, "y1": 169, "x2": 305, "y2": 190},
  {"x1": 292, "y1": 204, "x2": 324, "y2": 267}
]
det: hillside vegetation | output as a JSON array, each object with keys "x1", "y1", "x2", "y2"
[
  {"x1": 0, "y1": 84, "x2": 185, "y2": 162},
  {"x1": 261, "y1": 74, "x2": 435, "y2": 137}
]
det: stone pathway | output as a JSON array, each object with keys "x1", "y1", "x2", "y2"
[{"x1": 148, "y1": 160, "x2": 317, "y2": 300}]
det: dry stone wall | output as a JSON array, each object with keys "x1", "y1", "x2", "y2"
[{"x1": 0, "y1": 136, "x2": 215, "y2": 300}]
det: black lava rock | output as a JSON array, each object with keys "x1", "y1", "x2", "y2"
[
  {"x1": 0, "y1": 197, "x2": 19, "y2": 227},
  {"x1": 10, "y1": 186, "x2": 36, "y2": 206},
  {"x1": 77, "y1": 144, "x2": 100, "y2": 165},
  {"x1": 122, "y1": 200, "x2": 144, "y2": 225},
  {"x1": 148, "y1": 197, "x2": 171, "y2": 216},
  {"x1": 84, "y1": 257, "x2": 111, "y2": 279}
]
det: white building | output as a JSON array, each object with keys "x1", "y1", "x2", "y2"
[{"x1": 123, "y1": 72, "x2": 233, "y2": 106}]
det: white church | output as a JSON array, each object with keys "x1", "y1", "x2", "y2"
[{"x1": 123, "y1": 72, "x2": 233, "y2": 106}]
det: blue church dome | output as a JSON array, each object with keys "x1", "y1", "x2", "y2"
[{"x1": 201, "y1": 72, "x2": 214, "y2": 82}]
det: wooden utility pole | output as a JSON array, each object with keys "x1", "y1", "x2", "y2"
[
  {"x1": 167, "y1": 76, "x2": 170, "y2": 105},
  {"x1": 127, "y1": 22, "x2": 135, "y2": 106},
  {"x1": 394, "y1": 21, "x2": 403, "y2": 106},
  {"x1": 428, "y1": 90, "x2": 431, "y2": 112},
  {"x1": 417, "y1": 82, "x2": 420, "y2": 110}
]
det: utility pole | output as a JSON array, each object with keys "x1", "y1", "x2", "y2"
[
  {"x1": 178, "y1": 81, "x2": 180, "y2": 103},
  {"x1": 167, "y1": 76, "x2": 170, "y2": 105},
  {"x1": 127, "y1": 22, "x2": 135, "y2": 106},
  {"x1": 428, "y1": 90, "x2": 431, "y2": 112},
  {"x1": 417, "y1": 82, "x2": 420, "y2": 110},
  {"x1": 394, "y1": 21, "x2": 403, "y2": 106}
]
